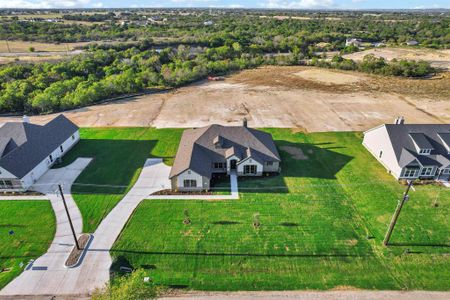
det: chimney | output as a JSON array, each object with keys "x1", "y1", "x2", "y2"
[
  {"x1": 243, "y1": 117, "x2": 248, "y2": 128},
  {"x1": 22, "y1": 115, "x2": 30, "y2": 123},
  {"x1": 399, "y1": 116, "x2": 405, "y2": 125}
]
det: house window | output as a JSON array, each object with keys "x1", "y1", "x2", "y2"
[
  {"x1": 443, "y1": 169, "x2": 450, "y2": 174},
  {"x1": 421, "y1": 167, "x2": 434, "y2": 176},
  {"x1": 379, "y1": 151, "x2": 383, "y2": 158},
  {"x1": 213, "y1": 162, "x2": 225, "y2": 169},
  {"x1": 244, "y1": 165, "x2": 257, "y2": 174},
  {"x1": 49, "y1": 154, "x2": 53, "y2": 163},
  {"x1": 60, "y1": 145, "x2": 64, "y2": 153},
  {"x1": 267, "y1": 161, "x2": 273, "y2": 166},
  {"x1": 183, "y1": 180, "x2": 197, "y2": 188},
  {"x1": 403, "y1": 168, "x2": 418, "y2": 178},
  {"x1": 0, "y1": 180, "x2": 13, "y2": 189}
]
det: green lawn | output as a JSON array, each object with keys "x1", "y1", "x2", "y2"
[
  {"x1": 0, "y1": 201, "x2": 56, "y2": 290},
  {"x1": 110, "y1": 130, "x2": 449, "y2": 291},
  {"x1": 57, "y1": 127, "x2": 182, "y2": 233}
]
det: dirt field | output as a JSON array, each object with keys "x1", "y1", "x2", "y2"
[
  {"x1": 0, "y1": 66, "x2": 448, "y2": 132},
  {"x1": 343, "y1": 47, "x2": 450, "y2": 70},
  {"x1": 0, "y1": 41, "x2": 91, "y2": 53}
]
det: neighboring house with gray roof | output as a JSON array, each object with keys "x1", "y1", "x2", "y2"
[
  {"x1": 0, "y1": 115, "x2": 79, "y2": 191},
  {"x1": 363, "y1": 117, "x2": 450, "y2": 182},
  {"x1": 170, "y1": 120, "x2": 281, "y2": 191}
]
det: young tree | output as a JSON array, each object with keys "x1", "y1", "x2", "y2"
[{"x1": 183, "y1": 209, "x2": 191, "y2": 225}]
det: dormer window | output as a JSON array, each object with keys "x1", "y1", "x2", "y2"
[
  {"x1": 213, "y1": 136, "x2": 222, "y2": 149},
  {"x1": 409, "y1": 133, "x2": 433, "y2": 156},
  {"x1": 419, "y1": 149, "x2": 431, "y2": 155},
  {"x1": 437, "y1": 133, "x2": 450, "y2": 155}
]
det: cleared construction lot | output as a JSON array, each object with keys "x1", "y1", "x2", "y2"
[{"x1": 1, "y1": 66, "x2": 449, "y2": 132}]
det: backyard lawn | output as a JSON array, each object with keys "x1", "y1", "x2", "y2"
[
  {"x1": 110, "y1": 130, "x2": 449, "y2": 291},
  {"x1": 0, "y1": 201, "x2": 55, "y2": 290}
]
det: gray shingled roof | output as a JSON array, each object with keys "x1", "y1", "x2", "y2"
[
  {"x1": 0, "y1": 115, "x2": 79, "y2": 178},
  {"x1": 170, "y1": 125, "x2": 281, "y2": 179},
  {"x1": 384, "y1": 124, "x2": 450, "y2": 168}
]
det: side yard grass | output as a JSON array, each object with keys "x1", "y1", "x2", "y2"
[
  {"x1": 56, "y1": 127, "x2": 183, "y2": 233},
  {"x1": 0, "y1": 201, "x2": 56, "y2": 290},
  {"x1": 111, "y1": 130, "x2": 449, "y2": 291}
]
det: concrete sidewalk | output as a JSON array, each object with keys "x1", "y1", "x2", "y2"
[{"x1": 0, "y1": 195, "x2": 48, "y2": 200}]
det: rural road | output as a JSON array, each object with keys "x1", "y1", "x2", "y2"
[
  {"x1": 0, "y1": 158, "x2": 171, "y2": 296},
  {"x1": 160, "y1": 291, "x2": 450, "y2": 300}
]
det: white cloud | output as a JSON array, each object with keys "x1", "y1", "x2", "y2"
[
  {"x1": 0, "y1": 0, "x2": 103, "y2": 8},
  {"x1": 261, "y1": 0, "x2": 335, "y2": 9}
]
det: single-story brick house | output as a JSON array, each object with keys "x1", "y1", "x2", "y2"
[
  {"x1": 363, "y1": 117, "x2": 450, "y2": 181},
  {"x1": 169, "y1": 120, "x2": 281, "y2": 191},
  {"x1": 0, "y1": 114, "x2": 79, "y2": 191}
]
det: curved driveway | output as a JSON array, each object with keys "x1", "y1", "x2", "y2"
[
  {"x1": 0, "y1": 158, "x2": 92, "y2": 296},
  {"x1": 0, "y1": 158, "x2": 171, "y2": 296}
]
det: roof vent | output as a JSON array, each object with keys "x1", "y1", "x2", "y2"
[
  {"x1": 243, "y1": 117, "x2": 248, "y2": 128},
  {"x1": 22, "y1": 115, "x2": 30, "y2": 123}
]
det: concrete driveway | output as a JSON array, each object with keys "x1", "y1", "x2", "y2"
[
  {"x1": 0, "y1": 158, "x2": 92, "y2": 296},
  {"x1": 0, "y1": 158, "x2": 171, "y2": 296}
]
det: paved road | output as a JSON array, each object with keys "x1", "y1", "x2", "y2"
[
  {"x1": 0, "y1": 158, "x2": 92, "y2": 296},
  {"x1": 0, "y1": 158, "x2": 171, "y2": 296},
  {"x1": 160, "y1": 291, "x2": 450, "y2": 300}
]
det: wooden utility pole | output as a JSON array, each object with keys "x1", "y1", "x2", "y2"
[
  {"x1": 5, "y1": 39, "x2": 11, "y2": 53},
  {"x1": 383, "y1": 180, "x2": 413, "y2": 246},
  {"x1": 58, "y1": 184, "x2": 80, "y2": 250}
]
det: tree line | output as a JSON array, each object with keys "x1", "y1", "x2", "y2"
[
  {"x1": 0, "y1": 42, "x2": 435, "y2": 114},
  {"x1": 311, "y1": 54, "x2": 435, "y2": 77}
]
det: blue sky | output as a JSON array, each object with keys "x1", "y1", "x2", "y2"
[{"x1": 0, "y1": 0, "x2": 449, "y2": 9}]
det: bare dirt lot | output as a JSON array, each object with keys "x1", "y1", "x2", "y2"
[
  {"x1": 0, "y1": 66, "x2": 448, "y2": 132},
  {"x1": 343, "y1": 47, "x2": 450, "y2": 70}
]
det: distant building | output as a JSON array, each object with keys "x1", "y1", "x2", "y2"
[
  {"x1": 373, "y1": 42, "x2": 386, "y2": 47},
  {"x1": 346, "y1": 38, "x2": 362, "y2": 47},
  {"x1": 0, "y1": 115, "x2": 79, "y2": 191},
  {"x1": 363, "y1": 117, "x2": 450, "y2": 182},
  {"x1": 406, "y1": 40, "x2": 419, "y2": 46},
  {"x1": 169, "y1": 120, "x2": 281, "y2": 191},
  {"x1": 203, "y1": 20, "x2": 214, "y2": 26}
]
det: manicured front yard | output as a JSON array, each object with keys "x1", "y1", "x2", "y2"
[
  {"x1": 57, "y1": 127, "x2": 182, "y2": 233},
  {"x1": 111, "y1": 130, "x2": 449, "y2": 290},
  {"x1": 0, "y1": 201, "x2": 55, "y2": 290}
]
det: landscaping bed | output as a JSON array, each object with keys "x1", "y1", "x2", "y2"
[{"x1": 65, "y1": 234, "x2": 91, "y2": 267}]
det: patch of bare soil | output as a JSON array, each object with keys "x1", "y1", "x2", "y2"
[
  {"x1": 343, "y1": 47, "x2": 450, "y2": 70},
  {"x1": 280, "y1": 146, "x2": 309, "y2": 160},
  {"x1": 0, "y1": 66, "x2": 448, "y2": 132},
  {"x1": 65, "y1": 234, "x2": 90, "y2": 267},
  {"x1": 294, "y1": 69, "x2": 364, "y2": 85}
]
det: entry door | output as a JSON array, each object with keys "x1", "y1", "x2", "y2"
[{"x1": 230, "y1": 160, "x2": 237, "y2": 170}]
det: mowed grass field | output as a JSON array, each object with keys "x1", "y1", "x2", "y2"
[
  {"x1": 0, "y1": 201, "x2": 55, "y2": 290},
  {"x1": 58, "y1": 128, "x2": 183, "y2": 233},
  {"x1": 109, "y1": 129, "x2": 449, "y2": 291}
]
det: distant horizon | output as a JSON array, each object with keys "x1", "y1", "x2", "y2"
[
  {"x1": 1, "y1": 7, "x2": 450, "y2": 11},
  {"x1": 0, "y1": 0, "x2": 449, "y2": 10}
]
